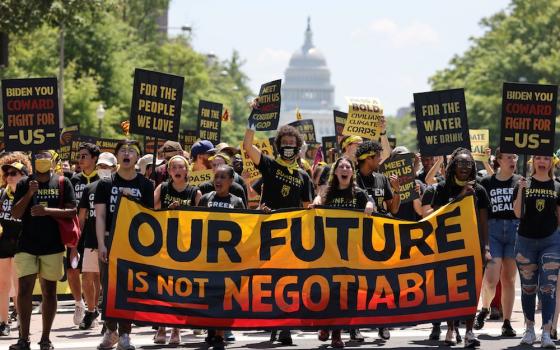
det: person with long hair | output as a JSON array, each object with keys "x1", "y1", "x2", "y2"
[
  {"x1": 0, "y1": 153, "x2": 30, "y2": 337},
  {"x1": 153, "y1": 155, "x2": 201, "y2": 345},
  {"x1": 474, "y1": 148, "x2": 519, "y2": 337},
  {"x1": 431, "y1": 148, "x2": 490, "y2": 348},
  {"x1": 513, "y1": 155, "x2": 560, "y2": 348},
  {"x1": 311, "y1": 157, "x2": 374, "y2": 348}
]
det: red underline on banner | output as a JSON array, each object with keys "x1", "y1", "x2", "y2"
[
  {"x1": 127, "y1": 298, "x2": 209, "y2": 310},
  {"x1": 108, "y1": 306, "x2": 476, "y2": 327}
]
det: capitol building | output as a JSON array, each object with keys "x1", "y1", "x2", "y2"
[{"x1": 279, "y1": 18, "x2": 336, "y2": 140}]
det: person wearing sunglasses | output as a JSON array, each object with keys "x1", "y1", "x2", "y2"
[
  {"x1": 431, "y1": 148, "x2": 490, "y2": 348},
  {"x1": 0, "y1": 153, "x2": 30, "y2": 338}
]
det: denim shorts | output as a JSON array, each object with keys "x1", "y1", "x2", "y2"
[{"x1": 488, "y1": 218, "x2": 519, "y2": 259}]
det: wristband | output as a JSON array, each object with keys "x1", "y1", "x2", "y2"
[{"x1": 380, "y1": 131, "x2": 387, "y2": 136}]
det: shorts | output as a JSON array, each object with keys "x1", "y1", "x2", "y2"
[
  {"x1": 488, "y1": 218, "x2": 518, "y2": 259},
  {"x1": 14, "y1": 252, "x2": 64, "y2": 281},
  {"x1": 82, "y1": 248, "x2": 99, "y2": 273}
]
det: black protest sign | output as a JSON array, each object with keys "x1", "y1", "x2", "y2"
[
  {"x1": 289, "y1": 119, "x2": 316, "y2": 143},
  {"x1": 248, "y1": 79, "x2": 281, "y2": 131},
  {"x1": 500, "y1": 82, "x2": 558, "y2": 155},
  {"x1": 322, "y1": 136, "x2": 338, "y2": 164},
  {"x1": 2, "y1": 77, "x2": 60, "y2": 151},
  {"x1": 129, "y1": 68, "x2": 184, "y2": 140},
  {"x1": 197, "y1": 100, "x2": 222, "y2": 143},
  {"x1": 59, "y1": 124, "x2": 79, "y2": 160},
  {"x1": 413, "y1": 88, "x2": 470, "y2": 156},
  {"x1": 333, "y1": 110, "x2": 347, "y2": 143},
  {"x1": 81, "y1": 136, "x2": 120, "y2": 154},
  {"x1": 144, "y1": 137, "x2": 168, "y2": 155},
  {"x1": 379, "y1": 153, "x2": 418, "y2": 204},
  {"x1": 180, "y1": 129, "x2": 198, "y2": 153}
]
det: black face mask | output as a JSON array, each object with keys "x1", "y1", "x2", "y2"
[{"x1": 279, "y1": 146, "x2": 299, "y2": 160}]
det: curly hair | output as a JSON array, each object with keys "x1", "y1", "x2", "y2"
[
  {"x1": 324, "y1": 156, "x2": 358, "y2": 204},
  {"x1": 444, "y1": 147, "x2": 477, "y2": 188},
  {"x1": 0, "y1": 152, "x2": 32, "y2": 187},
  {"x1": 274, "y1": 125, "x2": 303, "y2": 151},
  {"x1": 355, "y1": 141, "x2": 383, "y2": 165}
]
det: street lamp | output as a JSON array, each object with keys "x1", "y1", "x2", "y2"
[{"x1": 96, "y1": 104, "x2": 105, "y2": 137}]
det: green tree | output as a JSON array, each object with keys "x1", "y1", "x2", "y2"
[{"x1": 429, "y1": 0, "x2": 560, "y2": 148}]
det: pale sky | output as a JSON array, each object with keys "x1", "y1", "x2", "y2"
[{"x1": 169, "y1": 0, "x2": 511, "y2": 116}]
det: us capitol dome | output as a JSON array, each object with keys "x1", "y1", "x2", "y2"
[{"x1": 280, "y1": 17, "x2": 336, "y2": 139}]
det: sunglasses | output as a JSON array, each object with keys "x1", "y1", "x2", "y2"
[
  {"x1": 5, "y1": 171, "x2": 20, "y2": 177},
  {"x1": 456, "y1": 160, "x2": 473, "y2": 168}
]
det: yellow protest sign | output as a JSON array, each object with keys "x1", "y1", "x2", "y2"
[
  {"x1": 469, "y1": 129, "x2": 489, "y2": 162},
  {"x1": 188, "y1": 169, "x2": 214, "y2": 187},
  {"x1": 342, "y1": 97, "x2": 383, "y2": 140},
  {"x1": 241, "y1": 139, "x2": 273, "y2": 182}
]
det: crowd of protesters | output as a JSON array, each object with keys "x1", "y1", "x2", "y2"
[{"x1": 0, "y1": 100, "x2": 559, "y2": 350}]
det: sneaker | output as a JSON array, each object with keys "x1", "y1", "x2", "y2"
[
  {"x1": 0, "y1": 322, "x2": 10, "y2": 336},
  {"x1": 350, "y1": 329, "x2": 365, "y2": 342},
  {"x1": 169, "y1": 328, "x2": 181, "y2": 345},
  {"x1": 552, "y1": 329, "x2": 558, "y2": 340},
  {"x1": 378, "y1": 327, "x2": 390, "y2": 340},
  {"x1": 429, "y1": 324, "x2": 441, "y2": 341},
  {"x1": 521, "y1": 327, "x2": 537, "y2": 345},
  {"x1": 153, "y1": 327, "x2": 167, "y2": 344},
  {"x1": 269, "y1": 330, "x2": 277, "y2": 342},
  {"x1": 444, "y1": 328, "x2": 456, "y2": 346},
  {"x1": 117, "y1": 333, "x2": 135, "y2": 350},
  {"x1": 205, "y1": 330, "x2": 216, "y2": 345},
  {"x1": 464, "y1": 331, "x2": 480, "y2": 348},
  {"x1": 489, "y1": 306, "x2": 502, "y2": 320},
  {"x1": 473, "y1": 308, "x2": 489, "y2": 330},
  {"x1": 98, "y1": 330, "x2": 119, "y2": 349},
  {"x1": 212, "y1": 335, "x2": 225, "y2": 350},
  {"x1": 501, "y1": 319, "x2": 516, "y2": 337},
  {"x1": 541, "y1": 332, "x2": 556, "y2": 349},
  {"x1": 38, "y1": 340, "x2": 54, "y2": 350},
  {"x1": 79, "y1": 310, "x2": 99, "y2": 330},
  {"x1": 224, "y1": 330, "x2": 235, "y2": 341},
  {"x1": 318, "y1": 330, "x2": 330, "y2": 342},
  {"x1": 74, "y1": 301, "x2": 86, "y2": 326},
  {"x1": 278, "y1": 330, "x2": 293, "y2": 345},
  {"x1": 9, "y1": 310, "x2": 17, "y2": 323},
  {"x1": 9, "y1": 338, "x2": 31, "y2": 350}
]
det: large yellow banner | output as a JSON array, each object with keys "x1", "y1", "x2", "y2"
[{"x1": 106, "y1": 195, "x2": 482, "y2": 329}]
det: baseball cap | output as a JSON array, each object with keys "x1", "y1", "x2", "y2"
[
  {"x1": 2, "y1": 162, "x2": 29, "y2": 176},
  {"x1": 136, "y1": 154, "x2": 164, "y2": 175},
  {"x1": 96, "y1": 152, "x2": 117, "y2": 167},
  {"x1": 209, "y1": 142, "x2": 239, "y2": 157},
  {"x1": 159, "y1": 140, "x2": 183, "y2": 153},
  {"x1": 191, "y1": 140, "x2": 214, "y2": 159}
]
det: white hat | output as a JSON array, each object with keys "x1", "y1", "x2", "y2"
[
  {"x1": 96, "y1": 152, "x2": 117, "y2": 167},
  {"x1": 136, "y1": 154, "x2": 164, "y2": 175}
]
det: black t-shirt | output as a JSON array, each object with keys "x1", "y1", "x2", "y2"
[
  {"x1": 356, "y1": 171, "x2": 393, "y2": 214},
  {"x1": 421, "y1": 184, "x2": 437, "y2": 207},
  {"x1": 257, "y1": 154, "x2": 313, "y2": 210},
  {"x1": 199, "y1": 181, "x2": 247, "y2": 208},
  {"x1": 431, "y1": 181, "x2": 490, "y2": 211},
  {"x1": 0, "y1": 188, "x2": 22, "y2": 250},
  {"x1": 198, "y1": 192, "x2": 245, "y2": 209},
  {"x1": 78, "y1": 180, "x2": 100, "y2": 249},
  {"x1": 13, "y1": 175, "x2": 75, "y2": 255},
  {"x1": 160, "y1": 182, "x2": 199, "y2": 209},
  {"x1": 514, "y1": 178, "x2": 560, "y2": 239},
  {"x1": 71, "y1": 172, "x2": 100, "y2": 204},
  {"x1": 479, "y1": 174, "x2": 520, "y2": 220},
  {"x1": 324, "y1": 187, "x2": 370, "y2": 210},
  {"x1": 94, "y1": 173, "x2": 154, "y2": 235}
]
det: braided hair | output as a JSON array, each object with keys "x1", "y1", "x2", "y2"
[
  {"x1": 324, "y1": 156, "x2": 358, "y2": 204},
  {"x1": 444, "y1": 147, "x2": 477, "y2": 190}
]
